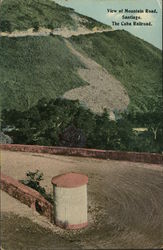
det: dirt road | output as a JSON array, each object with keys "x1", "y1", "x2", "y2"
[
  {"x1": 0, "y1": 27, "x2": 113, "y2": 38},
  {"x1": 1, "y1": 150, "x2": 163, "y2": 249}
]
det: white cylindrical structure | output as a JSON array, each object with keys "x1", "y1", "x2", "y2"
[{"x1": 51, "y1": 172, "x2": 88, "y2": 229}]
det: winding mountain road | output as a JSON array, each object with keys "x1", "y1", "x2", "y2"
[
  {"x1": 0, "y1": 27, "x2": 113, "y2": 38},
  {"x1": 1, "y1": 150, "x2": 163, "y2": 249}
]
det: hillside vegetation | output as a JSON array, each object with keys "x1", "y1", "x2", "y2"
[
  {"x1": 2, "y1": 98, "x2": 163, "y2": 153},
  {"x1": 0, "y1": 1, "x2": 161, "y2": 113},
  {"x1": 69, "y1": 30, "x2": 162, "y2": 112},
  {"x1": 0, "y1": 29, "x2": 162, "y2": 112},
  {"x1": 0, "y1": 35, "x2": 86, "y2": 110},
  {"x1": 0, "y1": 0, "x2": 109, "y2": 32}
]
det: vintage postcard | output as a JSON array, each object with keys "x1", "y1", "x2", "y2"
[{"x1": 0, "y1": 0, "x2": 162, "y2": 249}]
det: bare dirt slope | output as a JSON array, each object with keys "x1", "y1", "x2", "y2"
[
  {"x1": 1, "y1": 150, "x2": 163, "y2": 249},
  {"x1": 64, "y1": 40, "x2": 129, "y2": 115}
]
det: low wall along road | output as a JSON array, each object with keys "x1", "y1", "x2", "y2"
[
  {"x1": 0, "y1": 173, "x2": 53, "y2": 221},
  {"x1": 0, "y1": 144, "x2": 162, "y2": 164}
]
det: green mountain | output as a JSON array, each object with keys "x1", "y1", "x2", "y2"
[{"x1": 0, "y1": 0, "x2": 162, "y2": 114}]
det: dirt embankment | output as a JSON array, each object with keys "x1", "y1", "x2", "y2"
[{"x1": 63, "y1": 40, "x2": 129, "y2": 115}]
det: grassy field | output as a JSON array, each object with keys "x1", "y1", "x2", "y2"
[
  {"x1": 0, "y1": 0, "x2": 109, "y2": 32},
  {"x1": 0, "y1": 35, "x2": 86, "y2": 111},
  {"x1": 69, "y1": 30, "x2": 162, "y2": 112}
]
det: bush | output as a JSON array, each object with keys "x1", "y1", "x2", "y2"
[
  {"x1": 0, "y1": 20, "x2": 12, "y2": 32},
  {"x1": 20, "y1": 170, "x2": 53, "y2": 204},
  {"x1": 33, "y1": 22, "x2": 39, "y2": 32}
]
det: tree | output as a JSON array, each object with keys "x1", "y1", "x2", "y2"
[
  {"x1": 0, "y1": 20, "x2": 12, "y2": 32},
  {"x1": 59, "y1": 124, "x2": 86, "y2": 148},
  {"x1": 33, "y1": 21, "x2": 39, "y2": 32}
]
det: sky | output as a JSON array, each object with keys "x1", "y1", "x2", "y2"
[{"x1": 54, "y1": 0, "x2": 162, "y2": 49}]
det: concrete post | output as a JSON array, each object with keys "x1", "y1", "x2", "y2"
[{"x1": 51, "y1": 172, "x2": 88, "y2": 229}]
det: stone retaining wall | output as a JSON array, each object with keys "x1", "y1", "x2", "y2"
[
  {"x1": 0, "y1": 173, "x2": 53, "y2": 222},
  {"x1": 0, "y1": 144, "x2": 162, "y2": 164}
]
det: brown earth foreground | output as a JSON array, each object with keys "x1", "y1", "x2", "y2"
[{"x1": 0, "y1": 150, "x2": 163, "y2": 249}]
